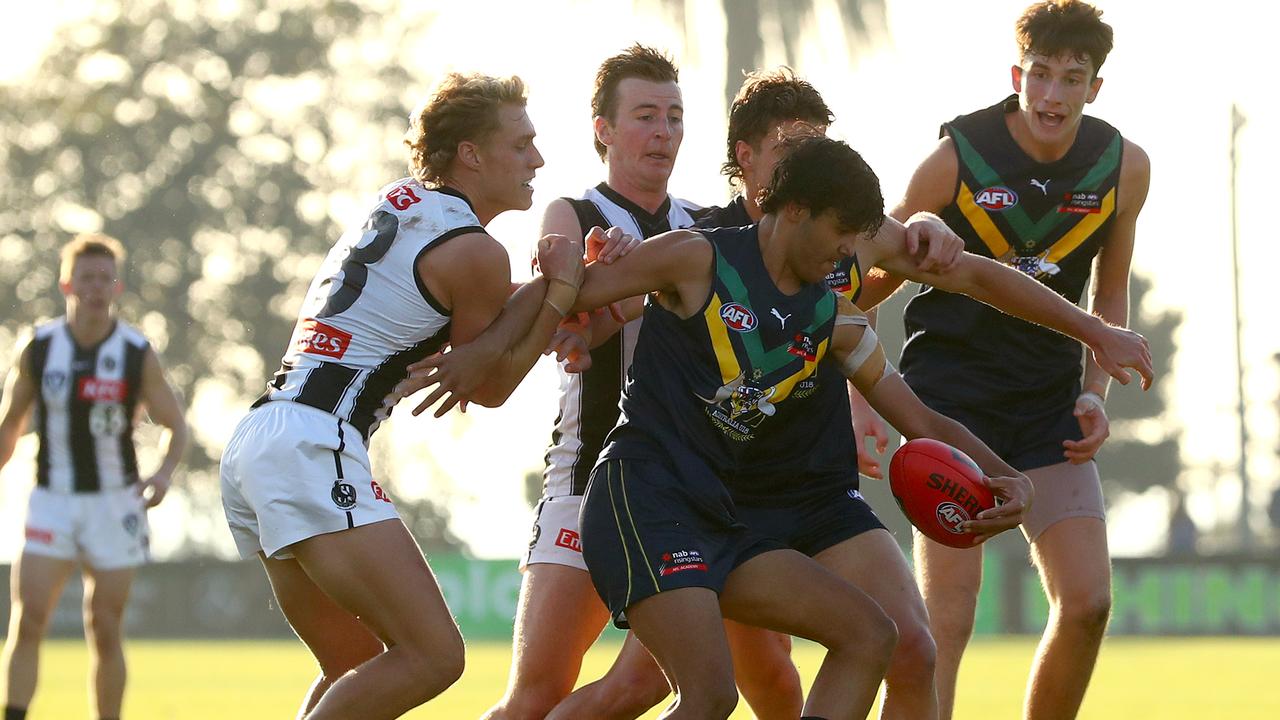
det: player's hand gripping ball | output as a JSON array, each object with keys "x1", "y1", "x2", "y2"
[{"x1": 889, "y1": 438, "x2": 995, "y2": 548}]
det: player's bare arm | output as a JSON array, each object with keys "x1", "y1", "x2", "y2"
[
  {"x1": 1065, "y1": 139, "x2": 1151, "y2": 463},
  {"x1": 570, "y1": 228, "x2": 712, "y2": 319},
  {"x1": 412, "y1": 230, "x2": 583, "y2": 412},
  {"x1": 400, "y1": 229, "x2": 703, "y2": 416},
  {"x1": 0, "y1": 344, "x2": 36, "y2": 470},
  {"x1": 864, "y1": 218, "x2": 1154, "y2": 390},
  {"x1": 829, "y1": 294, "x2": 1031, "y2": 540},
  {"x1": 133, "y1": 347, "x2": 187, "y2": 508}
]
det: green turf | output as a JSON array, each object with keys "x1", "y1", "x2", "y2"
[{"x1": 23, "y1": 636, "x2": 1280, "y2": 718}]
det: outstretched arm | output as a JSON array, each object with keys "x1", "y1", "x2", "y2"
[{"x1": 829, "y1": 295, "x2": 1031, "y2": 542}]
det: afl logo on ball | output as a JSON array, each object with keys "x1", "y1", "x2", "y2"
[
  {"x1": 935, "y1": 502, "x2": 970, "y2": 534},
  {"x1": 719, "y1": 303, "x2": 757, "y2": 332},
  {"x1": 331, "y1": 481, "x2": 357, "y2": 510},
  {"x1": 973, "y1": 186, "x2": 1018, "y2": 211}
]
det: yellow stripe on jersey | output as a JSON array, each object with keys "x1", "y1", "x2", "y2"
[
  {"x1": 765, "y1": 338, "x2": 829, "y2": 403},
  {"x1": 604, "y1": 464, "x2": 636, "y2": 607},
  {"x1": 1043, "y1": 188, "x2": 1117, "y2": 266},
  {"x1": 703, "y1": 293, "x2": 743, "y2": 386},
  {"x1": 957, "y1": 181, "x2": 1013, "y2": 258}
]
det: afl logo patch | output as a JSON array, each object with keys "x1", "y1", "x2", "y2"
[
  {"x1": 973, "y1": 186, "x2": 1018, "y2": 211},
  {"x1": 719, "y1": 303, "x2": 757, "y2": 332},
  {"x1": 331, "y1": 481, "x2": 357, "y2": 510},
  {"x1": 935, "y1": 502, "x2": 970, "y2": 534}
]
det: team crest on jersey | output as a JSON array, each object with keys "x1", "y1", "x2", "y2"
[
  {"x1": 698, "y1": 372, "x2": 777, "y2": 442},
  {"x1": 719, "y1": 303, "x2": 758, "y2": 332},
  {"x1": 43, "y1": 371, "x2": 66, "y2": 393},
  {"x1": 657, "y1": 549, "x2": 707, "y2": 577},
  {"x1": 331, "y1": 480, "x2": 357, "y2": 510},
  {"x1": 974, "y1": 186, "x2": 1019, "y2": 211},
  {"x1": 123, "y1": 513, "x2": 139, "y2": 536},
  {"x1": 935, "y1": 502, "x2": 970, "y2": 534},
  {"x1": 1008, "y1": 251, "x2": 1061, "y2": 278},
  {"x1": 103, "y1": 355, "x2": 117, "y2": 371}
]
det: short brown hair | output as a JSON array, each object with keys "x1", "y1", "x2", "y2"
[
  {"x1": 1016, "y1": 0, "x2": 1114, "y2": 77},
  {"x1": 590, "y1": 44, "x2": 679, "y2": 160},
  {"x1": 405, "y1": 73, "x2": 527, "y2": 185},
  {"x1": 722, "y1": 67, "x2": 834, "y2": 186},
  {"x1": 60, "y1": 233, "x2": 124, "y2": 282}
]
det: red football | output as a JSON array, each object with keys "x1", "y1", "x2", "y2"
[{"x1": 889, "y1": 438, "x2": 995, "y2": 548}]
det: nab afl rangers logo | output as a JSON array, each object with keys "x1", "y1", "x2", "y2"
[
  {"x1": 935, "y1": 502, "x2": 970, "y2": 534},
  {"x1": 973, "y1": 186, "x2": 1018, "y2": 211},
  {"x1": 719, "y1": 303, "x2": 757, "y2": 332},
  {"x1": 331, "y1": 480, "x2": 357, "y2": 510}
]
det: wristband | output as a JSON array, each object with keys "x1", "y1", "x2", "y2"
[
  {"x1": 1077, "y1": 391, "x2": 1105, "y2": 411},
  {"x1": 543, "y1": 277, "x2": 578, "y2": 318}
]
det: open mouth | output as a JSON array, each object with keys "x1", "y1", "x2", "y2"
[{"x1": 1036, "y1": 111, "x2": 1065, "y2": 129}]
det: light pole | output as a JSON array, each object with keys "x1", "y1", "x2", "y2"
[{"x1": 1229, "y1": 103, "x2": 1250, "y2": 551}]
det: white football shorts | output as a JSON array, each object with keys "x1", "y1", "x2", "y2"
[
  {"x1": 22, "y1": 485, "x2": 150, "y2": 570},
  {"x1": 519, "y1": 494, "x2": 588, "y2": 572},
  {"x1": 220, "y1": 400, "x2": 400, "y2": 560}
]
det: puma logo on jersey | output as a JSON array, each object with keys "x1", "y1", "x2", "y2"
[
  {"x1": 296, "y1": 319, "x2": 353, "y2": 359},
  {"x1": 770, "y1": 308, "x2": 792, "y2": 329},
  {"x1": 1030, "y1": 178, "x2": 1051, "y2": 195}
]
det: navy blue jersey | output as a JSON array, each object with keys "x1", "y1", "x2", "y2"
[
  {"x1": 901, "y1": 96, "x2": 1123, "y2": 418},
  {"x1": 600, "y1": 225, "x2": 837, "y2": 496}
]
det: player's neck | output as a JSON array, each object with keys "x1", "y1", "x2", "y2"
[
  {"x1": 755, "y1": 215, "x2": 804, "y2": 294},
  {"x1": 1006, "y1": 111, "x2": 1076, "y2": 164},
  {"x1": 439, "y1": 176, "x2": 501, "y2": 225},
  {"x1": 604, "y1": 170, "x2": 669, "y2": 216},
  {"x1": 742, "y1": 188, "x2": 764, "y2": 222},
  {"x1": 66, "y1": 305, "x2": 115, "y2": 347}
]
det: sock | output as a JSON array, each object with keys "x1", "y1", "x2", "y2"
[{"x1": 5, "y1": 706, "x2": 28, "y2": 720}]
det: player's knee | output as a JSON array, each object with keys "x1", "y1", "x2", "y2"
[
  {"x1": 83, "y1": 607, "x2": 124, "y2": 648},
  {"x1": 739, "y1": 657, "x2": 802, "y2": 706},
  {"x1": 888, "y1": 617, "x2": 937, "y2": 682},
  {"x1": 605, "y1": 665, "x2": 670, "y2": 715},
  {"x1": 9, "y1": 605, "x2": 53, "y2": 643},
  {"x1": 1054, "y1": 591, "x2": 1111, "y2": 636},
  {"x1": 676, "y1": 676, "x2": 738, "y2": 719},
  {"x1": 492, "y1": 688, "x2": 565, "y2": 720},
  {"x1": 401, "y1": 631, "x2": 465, "y2": 700}
]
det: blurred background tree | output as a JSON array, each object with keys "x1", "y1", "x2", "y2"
[{"x1": 0, "y1": 0, "x2": 469, "y2": 554}]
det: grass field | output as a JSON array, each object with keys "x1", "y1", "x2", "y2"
[{"x1": 27, "y1": 636, "x2": 1280, "y2": 719}]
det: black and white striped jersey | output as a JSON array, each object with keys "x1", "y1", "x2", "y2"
[
  {"x1": 27, "y1": 318, "x2": 148, "y2": 493},
  {"x1": 542, "y1": 183, "x2": 700, "y2": 497},
  {"x1": 255, "y1": 179, "x2": 482, "y2": 441}
]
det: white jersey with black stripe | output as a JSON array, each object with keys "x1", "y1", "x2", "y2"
[
  {"x1": 28, "y1": 318, "x2": 150, "y2": 494},
  {"x1": 542, "y1": 184, "x2": 700, "y2": 497},
  {"x1": 257, "y1": 179, "x2": 482, "y2": 440}
]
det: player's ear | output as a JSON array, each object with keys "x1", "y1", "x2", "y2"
[
  {"x1": 1086, "y1": 76, "x2": 1103, "y2": 104},
  {"x1": 456, "y1": 140, "x2": 482, "y2": 171},
  {"x1": 734, "y1": 139, "x2": 754, "y2": 176},
  {"x1": 1010, "y1": 64, "x2": 1024, "y2": 93},
  {"x1": 593, "y1": 115, "x2": 613, "y2": 149}
]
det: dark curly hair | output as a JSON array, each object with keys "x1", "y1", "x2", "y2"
[
  {"x1": 1016, "y1": 0, "x2": 1114, "y2": 77},
  {"x1": 722, "y1": 67, "x2": 834, "y2": 187},
  {"x1": 759, "y1": 135, "x2": 884, "y2": 237}
]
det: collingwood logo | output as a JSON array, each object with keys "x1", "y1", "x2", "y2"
[{"x1": 331, "y1": 480, "x2": 357, "y2": 509}]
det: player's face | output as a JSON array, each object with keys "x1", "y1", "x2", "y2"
[
  {"x1": 597, "y1": 78, "x2": 683, "y2": 191},
  {"x1": 61, "y1": 254, "x2": 121, "y2": 313},
  {"x1": 1011, "y1": 53, "x2": 1103, "y2": 147},
  {"x1": 793, "y1": 209, "x2": 862, "y2": 284},
  {"x1": 476, "y1": 103, "x2": 545, "y2": 214},
  {"x1": 742, "y1": 120, "x2": 828, "y2": 199}
]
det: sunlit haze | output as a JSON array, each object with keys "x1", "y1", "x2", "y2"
[{"x1": 1, "y1": 0, "x2": 1276, "y2": 561}]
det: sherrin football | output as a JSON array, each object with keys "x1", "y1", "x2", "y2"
[{"x1": 889, "y1": 438, "x2": 995, "y2": 548}]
